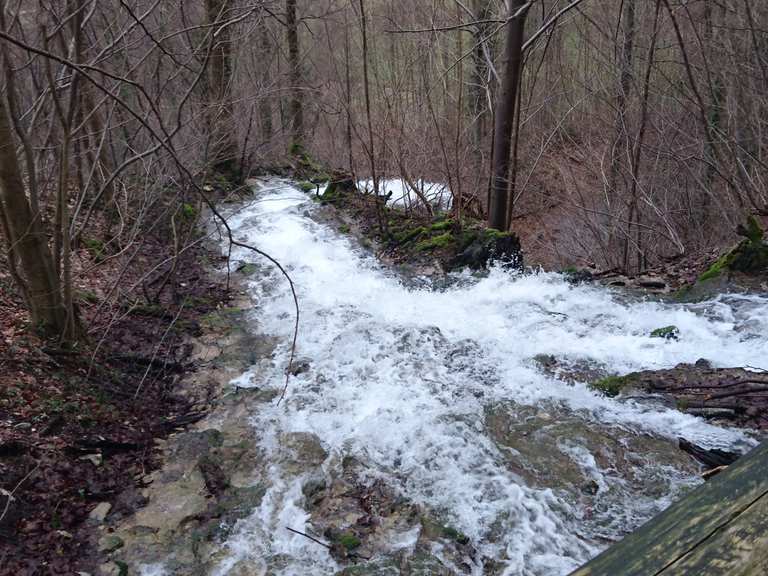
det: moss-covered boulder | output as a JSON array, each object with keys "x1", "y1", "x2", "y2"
[
  {"x1": 320, "y1": 172, "x2": 356, "y2": 205},
  {"x1": 449, "y1": 228, "x2": 522, "y2": 271},
  {"x1": 650, "y1": 325, "x2": 680, "y2": 341},
  {"x1": 589, "y1": 374, "x2": 638, "y2": 397},
  {"x1": 699, "y1": 216, "x2": 768, "y2": 282}
]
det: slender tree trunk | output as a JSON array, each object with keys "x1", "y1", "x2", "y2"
[
  {"x1": 488, "y1": 0, "x2": 528, "y2": 230},
  {"x1": 624, "y1": 0, "x2": 662, "y2": 273},
  {"x1": 205, "y1": 0, "x2": 239, "y2": 175},
  {"x1": 343, "y1": 7, "x2": 354, "y2": 174},
  {"x1": 470, "y1": 0, "x2": 492, "y2": 161},
  {"x1": 286, "y1": 0, "x2": 304, "y2": 150},
  {"x1": 258, "y1": 33, "x2": 274, "y2": 140},
  {"x1": 607, "y1": 0, "x2": 636, "y2": 265}
]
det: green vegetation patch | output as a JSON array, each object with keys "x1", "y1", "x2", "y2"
[
  {"x1": 298, "y1": 181, "x2": 316, "y2": 193},
  {"x1": 698, "y1": 216, "x2": 768, "y2": 282},
  {"x1": 429, "y1": 218, "x2": 454, "y2": 232},
  {"x1": 338, "y1": 532, "x2": 361, "y2": 550},
  {"x1": 393, "y1": 226, "x2": 427, "y2": 245},
  {"x1": 442, "y1": 525, "x2": 470, "y2": 545},
  {"x1": 416, "y1": 232, "x2": 454, "y2": 251},
  {"x1": 181, "y1": 202, "x2": 197, "y2": 220},
  {"x1": 589, "y1": 374, "x2": 636, "y2": 397},
  {"x1": 83, "y1": 238, "x2": 106, "y2": 262},
  {"x1": 650, "y1": 325, "x2": 680, "y2": 340},
  {"x1": 699, "y1": 253, "x2": 731, "y2": 282}
]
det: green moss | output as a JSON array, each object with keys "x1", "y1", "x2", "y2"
[
  {"x1": 671, "y1": 285, "x2": 692, "y2": 302},
  {"x1": 181, "y1": 202, "x2": 197, "y2": 220},
  {"x1": 650, "y1": 325, "x2": 679, "y2": 340},
  {"x1": 589, "y1": 375, "x2": 634, "y2": 397},
  {"x1": 483, "y1": 228, "x2": 511, "y2": 240},
  {"x1": 320, "y1": 181, "x2": 346, "y2": 205},
  {"x1": 429, "y1": 219, "x2": 454, "y2": 232},
  {"x1": 743, "y1": 215, "x2": 764, "y2": 244},
  {"x1": 698, "y1": 216, "x2": 768, "y2": 281},
  {"x1": 237, "y1": 263, "x2": 258, "y2": 276},
  {"x1": 298, "y1": 181, "x2": 316, "y2": 193},
  {"x1": 393, "y1": 226, "x2": 427, "y2": 245},
  {"x1": 76, "y1": 290, "x2": 100, "y2": 304},
  {"x1": 338, "y1": 533, "x2": 361, "y2": 550},
  {"x1": 699, "y1": 253, "x2": 730, "y2": 282},
  {"x1": 130, "y1": 303, "x2": 167, "y2": 318},
  {"x1": 415, "y1": 232, "x2": 454, "y2": 251},
  {"x1": 83, "y1": 238, "x2": 106, "y2": 262},
  {"x1": 338, "y1": 224, "x2": 350, "y2": 234},
  {"x1": 442, "y1": 526, "x2": 470, "y2": 545}
]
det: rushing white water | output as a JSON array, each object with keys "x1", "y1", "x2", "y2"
[
  {"x1": 357, "y1": 178, "x2": 452, "y2": 211},
  {"x1": 211, "y1": 179, "x2": 766, "y2": 576}
]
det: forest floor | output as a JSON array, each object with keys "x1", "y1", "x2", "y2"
[{"x1": 0, "y1": 184, "x2": 238, "y2": 575}]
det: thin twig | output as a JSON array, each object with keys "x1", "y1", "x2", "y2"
[{"x1": 0, "y1": 462, "x2": 41, "y2": 525}]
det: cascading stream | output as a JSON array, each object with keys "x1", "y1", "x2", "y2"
[{"x1": 210, "y1": 179, "x2": 765, "y2": 576}]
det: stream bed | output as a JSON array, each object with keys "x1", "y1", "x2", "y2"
[{"x1": 205, "y1": 179, "x2": 766, "y2": 576}]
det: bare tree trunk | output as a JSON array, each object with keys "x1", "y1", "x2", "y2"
[
  {"x1": 358, "y1": 0, "x2": 385, "y2": 233},
  {"x1": 206, "y1": 0, "x2": 239, "y2": 175},
  {"x1": 488, "y1": 0, "x2": 528, "y2": 230},
  {"x1": 343, "y1": 6, "x2": 354, "y2": 174},
  {"x1": 0, "y1": 91, "x2": 68, "y2": 339},
  {"x1": 609, "y1": 0, "x2": 635, "y2": 193},
  {"x1": 258, "y1": 33, "x2": 274, "y2": 140},
  {"x1": 624, "y1": 0, "x2": 662, "y2": 273},
  {"x1": 470, "y1": 0, "x2": 493, "y2": 162},
  {"x1": 286, "y1": 0, "x2": 304, "y2": 151}
]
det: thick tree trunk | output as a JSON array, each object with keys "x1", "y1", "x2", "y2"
[
  {"x1": 286, "y1": 0, "x2": 304, "y2": 150},
  {"x1": 0, "y1": 92, "x2": 68, "y2": 339},
  {"x1": 205, "y1": 0, "x2": 239, "y2": 175},
  {"x1": 487, "y1": 0, "x2": 528, "y2": 231}
]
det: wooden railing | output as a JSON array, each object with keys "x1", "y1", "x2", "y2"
[{"x1": 570, "y1": 441, "x2": 768, "y2": 575}]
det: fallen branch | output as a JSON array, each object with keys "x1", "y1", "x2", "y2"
[{"x1": 287, "y1": 527, "x2": 331, "y2": 549}]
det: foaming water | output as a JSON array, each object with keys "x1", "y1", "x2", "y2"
[{"x1": 212, "y1": 179, "x2": 765, "y2": 575}]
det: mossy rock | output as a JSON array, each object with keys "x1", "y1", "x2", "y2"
[
  {"x1": 428, "y1": 218, "x2": 454, "y2": 232},
  {"x1": 320, "y1": 174, "x2": 356, "y2": 206},
  {"x1": 699, "y1": 253, "x2": 731, "y2": 282},
  {"x1": 441, "y1": 525, "x2": 470, "y2": 545},
  {"x1": 650, "y1": 325, "x2": 680, "y2": 340},
  {"x1": 698, "y1": 216, "x2": 768, "y2": 282},
  {"x1": 236, "y1": 263, "x2": 259, "y2": 276},
  {"x1": 415, "y1": 232, "x2": 454, "y2": 251},
  {"x1": 338, "y1": 533, "x2": 362, "y2": 551},
  {"x1": 589, "y1": 374, "x2": 637, "y2": 397},
  {"x1": 392, "y1": 226, "x2": 427, "y2": 245},
  {"x1": 298, "y1": 181, "x2": 317, "y2": 193},
  {"x1": 449, "y1": 227, "x2": 522, "y2": 271}
]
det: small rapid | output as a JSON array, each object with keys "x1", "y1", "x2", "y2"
[{"x1": 211, "y1": 179, "x2": 766, "y2": 576}]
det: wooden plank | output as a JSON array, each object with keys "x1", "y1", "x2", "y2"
[{"x1": 570, "y1": 441, "x2": 768, "y2": 576}]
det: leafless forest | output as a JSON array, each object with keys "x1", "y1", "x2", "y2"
[
  {"x1": 1, "y1": 0, "x2": 767, "y2": 337},
  {"x1": 2, "y1": 2, "x2": 768, "y2": 572}
]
